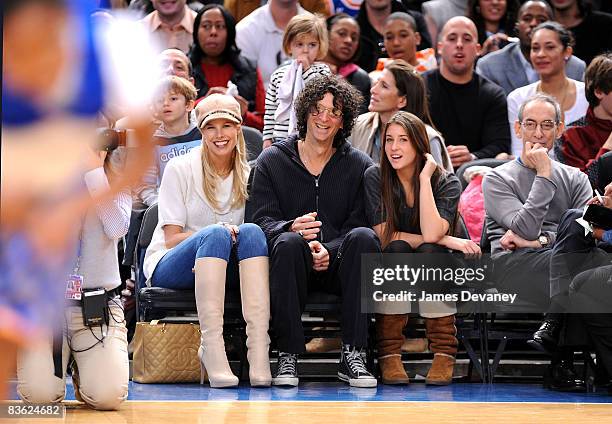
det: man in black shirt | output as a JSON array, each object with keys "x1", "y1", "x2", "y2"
[
  {"x1": 246, "y1": 75, "x2": 378, "y2": 389},
  {"x1": 551, "y1": 0, "x2": 612, "y2": 65},
  {"x1": 356, "y1": 0, "x2": 432, "y2": 72},
  {"x1": 423, "y1": 16, "x2": 511, "y2": 169}
]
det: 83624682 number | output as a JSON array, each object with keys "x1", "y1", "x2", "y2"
[{"x1": 1, "y1": 403, "x2": 65, "y2": 418}]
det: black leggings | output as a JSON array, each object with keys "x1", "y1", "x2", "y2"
[{"x1": 384, "y1": 240, "x2": 449, "y2": 254}]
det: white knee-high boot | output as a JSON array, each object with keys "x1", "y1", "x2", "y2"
[
  {"x1": 239, "y1": 256, "x2": 272, "y2": 387},
  {"x1": 195, "y1": 257, "x2": 239, "y2": 388}
]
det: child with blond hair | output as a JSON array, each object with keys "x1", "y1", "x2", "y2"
[{"x1": 263, "y1": 14, "x2": 331, "y2": 148}]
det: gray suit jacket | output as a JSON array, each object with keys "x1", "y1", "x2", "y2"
[{"x1": 476, "y1": 42, "x2": 586, "y2": 95}]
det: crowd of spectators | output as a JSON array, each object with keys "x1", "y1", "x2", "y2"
[{"x1": 6, "y1": 0, "x2": 612, "y2": 411}]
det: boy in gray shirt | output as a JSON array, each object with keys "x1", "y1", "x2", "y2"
[{"x1": 483, "y1": 94, "x2": 592, "y2": 392}]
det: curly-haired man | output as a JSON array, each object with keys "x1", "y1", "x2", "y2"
[{"x1": 246, "y1": 74, "x2": 378, "y2": 388}]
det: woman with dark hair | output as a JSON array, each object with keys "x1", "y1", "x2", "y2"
[
  {"x1": 189, "y1": 4, "x2": 265, "y2": 130},
  {"x1": 351, "y1": 60, "x2": 452, "y2": 172},
  {"x1": 322, "y1": 13, "x2": 371, "y2": 113},
  {"x1": 507, "y1": 21, "x2": 588, "y2": 156},
  {"x1": 468, "y1": 0, "x2": 520, "y2": 56},
  {"x1": 363, "y1": 111, "x2": 479, "y2": 386}
]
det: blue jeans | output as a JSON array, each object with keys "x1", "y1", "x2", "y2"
[{"x1": 151, "y1": 223, "x2": 267, "y2": 290}]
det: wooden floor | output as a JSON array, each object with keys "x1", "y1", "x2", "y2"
[{"x1": 9, "y1": 401, "x2": 612, "y2": 424}]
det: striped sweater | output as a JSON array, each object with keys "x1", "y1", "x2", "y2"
[{"x1": 263, "y1": 61, "x2": 331, "y2": 142}]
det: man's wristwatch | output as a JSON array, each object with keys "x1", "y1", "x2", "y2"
[{"x1": 538, "y1": 234, "x2": 550, "y2": 248}]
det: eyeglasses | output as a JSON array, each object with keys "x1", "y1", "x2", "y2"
[
  {"x1": 311, "y1": 104, "x2": 343, "y2": 118},
  {"x1": 520, "y1": 119, "x2": 558, "y2": 132},
  {"x1": 200, "y1": 23, "x2": 226, "y2": 32}
]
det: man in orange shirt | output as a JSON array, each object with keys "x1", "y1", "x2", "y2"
[{"x1": 141, "y1": 0, "x2": 196, "y2": 53}]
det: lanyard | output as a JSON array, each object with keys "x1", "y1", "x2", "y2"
[{"x1": 71, "y1": 218, "x2": 86, "y2": 275}]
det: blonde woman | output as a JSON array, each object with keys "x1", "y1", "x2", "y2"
[{"x1": 143, "y1": 94, "x2": 271, "y2": 388}]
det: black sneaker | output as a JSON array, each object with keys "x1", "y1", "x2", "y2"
[
  {"x1": 545, "y1": 360, "x2": 586, "y2": 392},
  {"x1": 273, "y1": 352, "x2": 299, "y2": 387},
  {"x1": 338, "y1": 344, "x2": 377, "y2": 388}
]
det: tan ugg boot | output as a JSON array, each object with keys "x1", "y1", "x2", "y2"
[
  {"x1": 195, "y1": 257, "x2": 239, "y2": 388},
  {"x1": 306, "y1": 335, "x2": 341, "y2": 353},
  {"x1": 425, "y1": 315, "x2": 458, "y2": 385},
  {"x1": 239, "y1": 256, "x2": 272, "y2": 387},
  {"x1": 401, "y1": 338, "x2": 429, "y2": 353},
  {"x1": 376, "y1": 314, "x2": 410, "y2": 385}
]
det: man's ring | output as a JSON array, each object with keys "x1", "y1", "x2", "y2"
[{"x1": 299, "y1": 230, "x2": 304, "y2": 237}]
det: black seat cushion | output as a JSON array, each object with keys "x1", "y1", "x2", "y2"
[{"x1": 138, "y1": 287, "x2": 242, "y2": 313}]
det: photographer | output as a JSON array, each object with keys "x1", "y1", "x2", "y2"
[{"x1": 16, "y1": 141, "x2": 131, "y2": 410}]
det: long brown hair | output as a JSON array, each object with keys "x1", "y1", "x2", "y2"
[
  {"x1": 385, "y1": 60, "x2": 435, "y2": 128},
  {"x1": 382, "y1": 60, "x2": 451, "y2": 171},
  {"x1": 379, "y1": 112, "x2": 444, "y2": 247}
]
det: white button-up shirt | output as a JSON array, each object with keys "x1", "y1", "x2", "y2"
[{"x1": 236, "y1": 4, "x2": 310, "y2": 90}]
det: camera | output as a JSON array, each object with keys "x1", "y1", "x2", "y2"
[
  {"x1": 584, "y1": 204, "x2": 612, "y2": 229},
  {"x1": 96, "y1": 128, "x2": 127, "y2": 152}
]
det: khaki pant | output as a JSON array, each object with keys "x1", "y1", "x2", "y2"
[{"x1": 17, "y1": 301, "x2": 129, "y2": 410}]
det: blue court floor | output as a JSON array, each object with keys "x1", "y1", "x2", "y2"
[{"x1": 9, "y1": 380, "x2": 612, "y2": 403}]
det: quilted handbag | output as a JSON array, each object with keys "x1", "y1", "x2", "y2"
[{"x1": 132, "y1": 320, "x2": 206, "y2": 383}]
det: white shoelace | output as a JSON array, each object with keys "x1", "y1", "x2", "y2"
[
  {"x1": 277, "y1": 354, "x2": 297, "y2": 375},
  {"x1": 345, "y1": 349, "x2": 369, "y2": 375}
]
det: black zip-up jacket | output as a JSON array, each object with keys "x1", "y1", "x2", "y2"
[{"x1": 245, "y1": 136, "x2": 373, "y2": 258}]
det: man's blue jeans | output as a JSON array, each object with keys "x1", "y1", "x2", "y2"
[{"x1": 151, "y1": 223, "x2": 267, "y2": 290}]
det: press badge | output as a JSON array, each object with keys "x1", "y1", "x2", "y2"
[{"x1": 65, "y1": 275, "x2": 84, "y2": 300}]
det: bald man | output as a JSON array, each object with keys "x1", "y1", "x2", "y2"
[
  {"x1": 157, "y1": 48, "x2": 194, "y2": 84},
  {"x1": 423, "y1": 17, "x2": 510, "y2": 169}
]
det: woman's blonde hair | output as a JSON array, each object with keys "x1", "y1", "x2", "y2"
[
  {"x1": 200, "y1": 123, "x2": 249, "y2": 210},
  {"x1": 282, "y1": 14, "x2": 329, "y2": 60}
]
